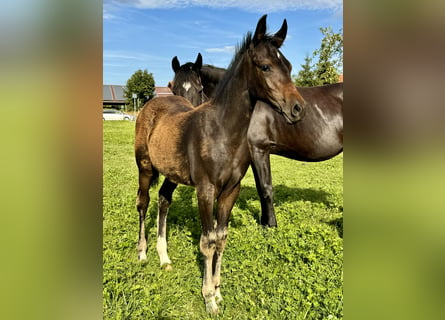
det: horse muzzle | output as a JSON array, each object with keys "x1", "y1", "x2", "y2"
[{"x1": 278, "y1": 100, "x2": 306, "y2": 124}]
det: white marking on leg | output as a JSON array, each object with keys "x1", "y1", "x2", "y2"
[
  {"x1": 214, "y1": 228, "x2": 228, "y2": 304},
  {"x1": 138, "y1": 250, "x2": 147, "y2": 261},
  {"x1": 156, "y1": 199, "x2": 172, "y2": 268},
  {"x1": 200, "y1": 232, "x2": 219, "y2": 313},
  {"x1": 137, "y1": 215, "x2": 147, "y2": 261},
  {"x1": 182, "y1": 81, "x2": 191, "y2": 92},
  {"x1": 205, "y1": 296, "x2": 219, "y2": 314},
  {"x1": 157, "y1": 235, "x2": 172, "y2": 267}
]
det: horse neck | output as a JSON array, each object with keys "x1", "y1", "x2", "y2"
[{"x1": 212, "y1": 57, "x2": 254, "y2": 135}]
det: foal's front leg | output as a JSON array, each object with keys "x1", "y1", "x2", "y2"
[
  {"x1": 214, "y1": 183, "x2": 240, "y2": 303},
  {"x1": 156, "y1": 179, "x2": 177, "y2": 270},
  {"x1": 197, "y1": 183, "x2": 219, "y2": 314}
]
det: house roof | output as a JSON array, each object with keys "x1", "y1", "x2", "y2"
[
  {"x1": 103, "y1": 84, "x2": 125, "y2": 103},
  {"x1": 155, "y1": 86, "x2": 173, "y2": 96},
  {"x1": 103, "y1": 85, "x2": 173, "y2": 104}
]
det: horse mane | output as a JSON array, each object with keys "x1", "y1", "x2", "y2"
[
  {"x1": 211, "y1": 30, "x2": 279, "y2": 106},
  {"x1": 212, "y1": 32, "x2": 254, "y2": 105}
]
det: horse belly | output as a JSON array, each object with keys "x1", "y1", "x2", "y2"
[
  {"x1": 270, "y1": 123, "x2": 342, "y2": 161},
  {"x1": 148, "y1": 119, "x2": 192, "y2": 185}
]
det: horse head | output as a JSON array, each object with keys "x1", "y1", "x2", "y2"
[
  {"x1": 246, "y1": 15, "x2": 306, "y2": 124},
  {"x1": 170, "y1": 53, "x2": 205, "y2": 107}
]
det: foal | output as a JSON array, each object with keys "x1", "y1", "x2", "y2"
[
  {"x1": 135, "y1": 15, "x2": 305, "y2": 313},
  {"x1": 169, "y1": 53, "x2": 205, "y2": 107}
]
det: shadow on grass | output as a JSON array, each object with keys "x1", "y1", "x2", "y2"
[
  {"x1": 144, "y1": 181, "x2": 342, "y2": 271},
  {"x1": 325, "y1": 216, "x2": 343, "y2": 238},
  {"x1": 146, "y1": 183, "x2": 198, "y2": 234},
  {"x1": 146, "y1": 182, "x2": 341, "y2": 237},
  {"x1": 236, "y1": 185, "x2": 339, "y2": 225}
]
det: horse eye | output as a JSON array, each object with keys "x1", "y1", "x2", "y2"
[{"x1": 261, "y1": 65, "x2": 271, "y2": 72}]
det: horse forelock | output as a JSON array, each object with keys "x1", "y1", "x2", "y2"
[
  {"x1": 172, "y1": 63, "x2": 203, "y2": 105},
  {"x1": 173, "y1": 64, "x2": 200, "y2": 83}
]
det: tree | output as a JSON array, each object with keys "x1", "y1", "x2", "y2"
[
  {"x1": 293, "y1": 54, "x2": 316, "y2": 87},
  {"x1": 294, "y1": 27, "x2": 343, "y2": 86},
  {"x1": 124, "y1": 69, "x2": 155, "y2": 110}
]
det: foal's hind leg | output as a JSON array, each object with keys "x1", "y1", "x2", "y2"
[
  {"x1": 136, "y1": 158, "x2": 156, "y2": 261},
  {"x1": 156, "y1": 179, "x2": 177, "y2": 270},
  {"x1": 136, "y1": 170, "x2": 150, "y2": 260}
]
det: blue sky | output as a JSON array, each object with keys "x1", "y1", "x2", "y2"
[{"x1": 103, "y1": 0, "x2": 343, "y2": 86}]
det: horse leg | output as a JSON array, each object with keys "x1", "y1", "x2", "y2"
[
  {"x1": 136, "y1": 163, "x2": 154, "y2": 261},
  {"x1": 156, "y1": 179, "x2": 177, "y2": 270},
  {"x1": 250, "y1": 147, "x2": 277, "y2": 227},
  {"x1": 197, "y1": 183, "x2": 219, "y2": 314},
  {"x1": 214, "y1": 183, "x2": 241, "y2": 303}
]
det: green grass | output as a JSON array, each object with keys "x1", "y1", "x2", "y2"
[{"x1": 103, "y1": 121, "x2": 343, "y2": 319}]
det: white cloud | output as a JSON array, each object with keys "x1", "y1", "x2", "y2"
[
  {"x1": 205, "y1": 46, "x2": 235, "y2": 53},
  {"x1": 104, "y1": 51, "x2": 169, "y2": 64},
  {"x1": 103, "y1": 12, "x2": 117, "y2": 20},
  {"x1": 107, "y1": 0, "x2": 342, "y2": 12}
]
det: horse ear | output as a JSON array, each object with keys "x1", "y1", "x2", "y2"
[
  {"x1": 172, "y1": 56, "x2": 180, "y2": 73},
  {"x1": 253, "y1": 14, "x2": 267, "y2": 45},
  {"x1": 193, "y1": 53, "x2": 203, "y2": 72},
  {"x1": 272, "y1": 19, "x2": 287, "y2": 48}
]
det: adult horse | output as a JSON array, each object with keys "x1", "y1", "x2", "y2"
[
  {"x1": 249, "y1": 85, "x2": 343, "y2": 226},
  {"x1": 135, "y1": 15, "x2": 306, "y2": 313},
  {"x1": 172, "y1": 60, "x2": 343, "y2": 227}
]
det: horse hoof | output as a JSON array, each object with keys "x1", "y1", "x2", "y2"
[
  {"x1": 162, "y1": 263, "x2": 173, "y2": 271},
  {"x1": 138, "y1": 252, "x2": 147, "y2": 261},
  {"x1": 205, "y1": 299, "x2": 219, "y2": 314}
]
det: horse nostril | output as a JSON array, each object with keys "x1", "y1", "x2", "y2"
[{"x1": 292, "y1": 103, "x2": 301, "y2": 116}]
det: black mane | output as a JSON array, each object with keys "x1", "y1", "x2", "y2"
[
  {"x1": 211, "y1": 30, "x2": 279, "y2": 105},
  {"x1": 212, "y1": 32, "x2": 254, "y2": 105}
]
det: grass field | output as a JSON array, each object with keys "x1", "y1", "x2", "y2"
[{"x1": 103, "y1": 121, "x2": 343, "y2": 319}]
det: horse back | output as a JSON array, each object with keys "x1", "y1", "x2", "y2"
[{"x1": 297, "y1": 83, "x2": 343, "y2": 110}]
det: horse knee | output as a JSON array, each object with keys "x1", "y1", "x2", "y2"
[
  {"x1": 216, "y1": 229, "x2": 228, "y2": 252},
  {"x1": 200, "y1": 232, "x2": 217, "y2": 256},
  {"x1": 262, "y1": 184, "x2": 274, "y2": 200}
]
